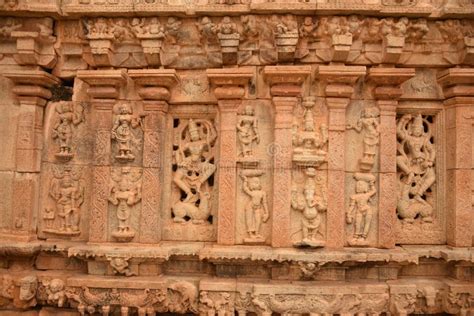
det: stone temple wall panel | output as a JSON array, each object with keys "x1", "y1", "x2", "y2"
[{"x1": 0, "y1": 1, "x2": 473, "y2": 314}]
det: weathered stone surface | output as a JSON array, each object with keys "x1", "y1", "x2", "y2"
[{"x1": 0, "y1": 1, "x2": 473, "y2": 314}]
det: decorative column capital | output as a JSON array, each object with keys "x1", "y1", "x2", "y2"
[
  {"x1": 207, "y1": 67, "x2": 254, "y2": 100},
  {"x1": 129, "y1": 69, "x2": 178, "y2": 102},
  {"x1": 437, "y1": 68, "x2": 474, "y2": 99},
  {"x1": 367, "y1": 68, "x2": 415, "y2": 100},
  {"x1": 2, "y1": 69, "x2": 60, "y2": 106},
  {"x1": 316, "y1": 65, "x2": 366, "y2": 98},
  {"x1": 77, "y1": 69, "x2": 128, "y2": 101},
  {"x1": 263, "y1": 65, "x2": 311, "y2": 97}
]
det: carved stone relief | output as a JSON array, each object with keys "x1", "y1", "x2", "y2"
[
  {"x1": 164, "y1": 112, "x2": 218, "y2": 241},
  {"x1": 42, "y1": 166, "x2": 85, "y2": 237},
  {"x1": 108, "y1": 167, "x2": 142, "y2": 242},
  {"x1": 111, "y1": 103, "x2": 144, "y2": 163}
]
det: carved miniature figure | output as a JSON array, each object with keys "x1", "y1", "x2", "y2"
[
  {"x1": 16, "y1": 276, "x2": 38, "y2": 309},
  {"x1": 346, "y1": 173, "x2": 376, "y2": 246},
  {"x1": 109, "y1": 258, "x2": 135, "y2": 276},
  {"x1": 394, "y1": 17, "x2": 409, "y2": 36},
  {"x1": 293, "y1": 98, "x2": 328, "y2": 167},
  {"x1": 43, "y1": 279, "x2": 66, "y2": 307},
  {"x1": 111, "y1": 103, "x2": 144, "y2": 162},
  {"x1": 198, "y1": 16, "x2": 219, "y2": 46},
  {"x1": 109, "y1": 167, "x2": 142, "y2": 242},
  {"x1": 51, "y1": 101, "x2": 84, "y2": 161},
  {"x1": 44, "y1": 167, "x2": 84, "y2": 236},
  {"x1": 165, "y1": 17, "x2": 182, "y2": 44},
  {"x1": 437, "y1": 19, "x2": 464, "y2": 44},
  {"x1": 407, "y1": 18, "x2": 429, "y2": 41},
  {"x1": 217, "y1": 16, "x2": 237, "y2": 36},
  {"x1": 347, "y1": 106, "x2": 380, "y2": 171},
  {"x1": 236, "y1": 105, "x2": 259, "y2": 158},
  {"x1": 296, "y1": 16, "x2": 318, "y2": 58},
  {"x1": 172, "y1": 119, "x2": 217, "y2": 224},
  {"x1": 130, "y1": 18, "x2": 145, "y2": 36},
  {"x1": 396, "y1": 114, "x2": 435, "y2": 223},
  {"x1": 291, "y1": 168, "x2": 327, "y2": 248},
  {"x1": 299, "y1": 262, "x2": 320, "y2": 280},
  {"x1": 240, "y1": 169, "x2": 269, "y2": 243},
  {"x1": 0, "y1": 18, "x2": 21, "y2": 37},
  {"x1": 346, "y1": 15, "x2": 362, "y2": 39}
]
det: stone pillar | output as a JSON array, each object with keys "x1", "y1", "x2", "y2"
[
  {"x1": 437, "y1": 68, "x2": 474, "y2": 247},
  {"x1": 207, "y1": 68, "x2": 254, "y2": 245},
  {"x1": 129, "y1": 69, "x2": 178, "y2": 244},
  {"x1": 2, "y1": 70, "x2": 60, "y2": 241},
  {"x1": 263, "y1": 66, "x2": 311, "y2": 248},
  {"x1": 367, "y1": 68, "x2": 415, "y2": 249},
  {"x1": 316, "y1": 65, "x2": 366, "y2": 248},
  {"x1": 77, "y1": 70, "x2": 128, "y2": 243}
]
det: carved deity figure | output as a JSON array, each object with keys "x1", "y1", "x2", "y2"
[
  {"x1": 396, "y1": 114, "x2": 435, "y2": 223},
  {"x1": 291, "y1": 168, "x2": 327, "y2": 248},
  {"x1": 293, "y1": 98, "x2": 328, "y2": 167},
  {"x1": 51, "y1": 101, "x2": 84, "y2": 161},
  {"x1": 240, "y1": 170, "x2": 269, "y2": 243},
  {"x1": 172, "y1": 119, "x2": 217, "y2": 224},
  {"x1": 45, "y1": 167, "x2": 84, "y2": 236},
  {"x1": 236, "y1": 105, "x2": 259, "y2": 158},
  {"x1": 109, "y1": 167, "x2": 142, "y2": 242},
  {"x1": 218, "y1": 16, "x2": 238, "y2": 36},
  {"x1": 111, "y1": 103, "x2": 143, "y2": 162},
  {"x1": 347, "y1": 106, "x2": 380, "y2": 171},
  {"x1": 346, "y1": 173, "x2": 376, "y2": 246}
]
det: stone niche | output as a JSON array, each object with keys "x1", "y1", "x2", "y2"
[{"x1": 0, "y1": 1, "x2": 473, "y2": 315}]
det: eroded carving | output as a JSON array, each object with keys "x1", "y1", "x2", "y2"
[
  {"x1": 109, "y1": 167, "x2": 142, "y2": 242},
  {"x1": 291, "y1": 167, "x2": 327, "y2": 248},
  {"x1": 347, "y1": 106, "x2": 380, "y2": 171},
  {"x1": 346, "y1": 172, "x2": 376, "y2": 246},
  {"x1": 293, "y1": 97, "x2": 328, "y2": 167},
  {"x1": 111, "y1": 103, "x2": 144, "y2": 163},
  {"x1": 51, "y1": 101, "x2": 85, "y2": 162},
  {"x1": 240, "y1": 169, "x2": 269, "y2": 244},
  {"x1": 43, "y1": 166, "x2": 84, "y2": 236}
]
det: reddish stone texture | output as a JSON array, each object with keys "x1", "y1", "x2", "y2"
[{"x1": 0, "y1": 4, "x2": 473, "y2": 314}]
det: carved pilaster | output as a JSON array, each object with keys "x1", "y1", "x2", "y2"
[
  {"x1": 437, "y1": 68, "x2": 474, "y2": 247},
  {"x1": 207, "y1": 68, "x2": 254, "y2": 245},
  {"x1": 367, "y1": 68, "x2": 415, "y2": 249},
  {"x1": 129, "y1": 69, "x2": 178, "y2": 243},
  {"x1": 77, "y1": 70, "x2": 128, "y2": 243},
  {"x1": 1, "y1": 70, "x2": 60, "y2": 241},
  {"x1": 316, "y1": 65, "x2": 366, "y2": 248},
  {"x1": 264, "y1": 66, "x2": 311, "y2": 248}
]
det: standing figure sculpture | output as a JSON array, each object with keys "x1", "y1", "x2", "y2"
[
  {"x1": 346, "y1": 173, "x2": 376, "y2": 246},
  {"x1": 291, "y1": 167, "x2": 327, "y2": 248},
  {"x1": 396, "y1": 114, "x2": 435, "y2": 223},
  {"x1": 172, "y1": 119, "x2": 217, "y2": 224},
  {"x1": 51, "y1": 102, "x2": 84, "y2": 161},
  {"x1": 236, "y1": 105, "x2": 260, "y2": 158},
  {"x1": 240, "y1": 170, "x2": 269, "y2": 243},
  {"x1": 109, "y1": 167, "x2": 142, "y2": 242},
  {"x1": 347, "y1": 106, "x2": 380, "y2": 171},
  {"x1": 45, "y1": 167, "x2": 84, "y2": 236},
  {"x1": 111, "y1": 103, "x2": 144, "y2": 163}
]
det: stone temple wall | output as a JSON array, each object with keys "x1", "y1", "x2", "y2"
[{"x1": 0, "y1": 0, "x2": 473, "y2": 314}]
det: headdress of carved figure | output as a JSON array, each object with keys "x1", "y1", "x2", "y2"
[
  {"x1": 411, "y1": 114, "x2": 424, "y2": 136},
  {"x1": 188, "y1": 119, "x2": 201, "y2": 141},
  {"x1": 19, "y1": 276, "x2": 38, "y2": 301},
  {"x1": 303, "y1": 110, "x2": 315, "y2": 131},
  {"x1": 118, "y1": 103, "x2": 132, "y2": 114},
  {"x1": 363, "y1": 106, "x2": 380, "y2": 118}
]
